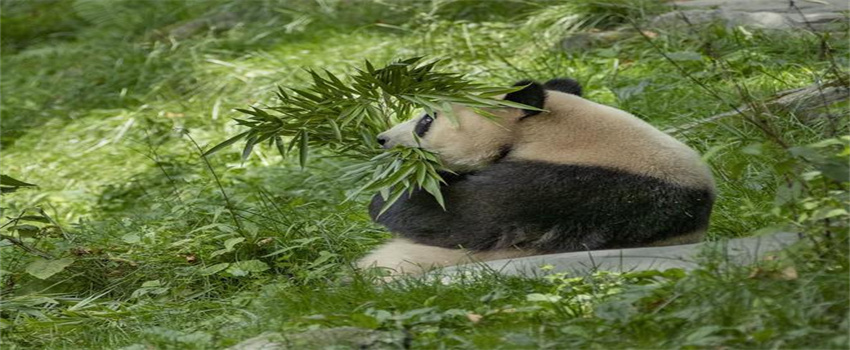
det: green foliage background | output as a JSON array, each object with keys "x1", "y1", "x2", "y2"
[{"x1": 1, "y1": 0, "x2": 847, "y2": 348}]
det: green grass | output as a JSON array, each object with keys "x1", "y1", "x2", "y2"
[{"x1": 1, "y1": 0, "x2": 848, "y2": 348}]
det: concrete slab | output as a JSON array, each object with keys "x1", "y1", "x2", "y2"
[
  {"x1": 441, "y1": 232, "x2": 801, "y2": 277},
  {"x1": 658, "y1": 0, "x2": 849, "y2": 31},
  {"x1": 674, "y1": 0, "x2": 846, "y2": 14}
]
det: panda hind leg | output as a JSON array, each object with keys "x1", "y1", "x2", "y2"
[
  {"x1": 357, "y1": 238, "x2": 537, "y2": 275},
  {"x1": 357, "y1": 238, "x2": 472, "y2": 275}
]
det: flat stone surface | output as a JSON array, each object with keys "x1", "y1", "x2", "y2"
[
  {"x1": 653, "y1": 0, "x2": 849, "y2": 31},
  {"x1": 675, "y1": 0, "x2": 846, "y2": 13},
  {"x1": 560, "y1": 0, "x2": 847, "y2": 51},
  {"x1": 653, "y1": 9, "x2": 846, "y2": 30},
  {"x1": 652, "y1": 9, "x2": 794, "y2": 29},
  {"x1": 441, "y1": 232, "x2": 800, "y2": 276}
]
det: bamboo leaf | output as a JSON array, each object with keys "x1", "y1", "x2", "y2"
[
  {"x1": 242, "y1": 134, "x2": 257, "y2": 161},
  {"x1": 203, "y1": 131, "x2": 250, "y2": 157},
  {"x1": 0, "y1": 175, "x2": 36, "y2": 187},
  {"x1": 376, "y1": 188, "x2": 407, "y2": 218},
  {"x1": 274, "y1": 136, "x2": 287, "y2": 158},
  {"x1": 329, "y1": 120, "x2": 342, "y2": 142},
  {"x1": 422, "y1": 177, "x2": 446, "y2": 210},
  {"x1": 415, "y1": 164, "x2": 427, "y2": 185},
  {"x1": 299, "y1": 130, "x2": 309, "y2": 169}
]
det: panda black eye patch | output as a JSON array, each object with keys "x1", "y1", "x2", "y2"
[{"x1": 414, "y1": 113, "x2": 435, "y2": 137}]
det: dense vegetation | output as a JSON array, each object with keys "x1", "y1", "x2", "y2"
[{"x1": 1, "y1": 0, "x2": 847, "y2": 348}]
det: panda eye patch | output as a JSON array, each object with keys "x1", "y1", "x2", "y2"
[{"x1": 414, "y1": 113, "x2": 435, "y2": 137}]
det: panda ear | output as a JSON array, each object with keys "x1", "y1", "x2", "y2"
[
  {"x1": 543, "y1": 78, "x2": 582, "y2": 96},
  {"x1": 504, "y1": 80, "x2": 545, "y2": 117}
]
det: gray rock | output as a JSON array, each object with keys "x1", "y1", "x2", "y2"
[
  {"x1": 557, "y1": 0, "x2": 847, "y2": 52},
  {"x1": 662, "y1": 0, "x2": 849, "y2": 31},
  {"x1": 674, "y1": 0, "x2": 844, "y2": 14},
  {"x1": 441, "y1": 232, "x2": 800, "y2": 277},
  {"x1": 650, "y1": 8, "x2": 845, "y2": 30}
]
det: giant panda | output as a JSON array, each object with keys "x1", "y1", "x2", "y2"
[{"x1": 358, "y1": 78, "x2": 716, "y2": 274}]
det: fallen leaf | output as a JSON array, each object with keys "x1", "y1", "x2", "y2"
[
  {"x1": 72, "y1": 247, "x2": 93, "y2": 256},
  {"x1": 466, "y1": 313, "x2": 483, "y2": 323},
  {"x1": 780, "y1": 266, "x2": 798, "y2": 280}
]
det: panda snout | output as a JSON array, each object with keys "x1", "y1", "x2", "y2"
[{"x1": 377, "y1": 135, "x2": 390, "y2": 148}]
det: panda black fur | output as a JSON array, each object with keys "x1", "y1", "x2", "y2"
[{"x1": 360, "y1": 78, "x2": 715, "y2": 273}]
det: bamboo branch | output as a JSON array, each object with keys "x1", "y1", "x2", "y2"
[
  {"x1": 0, "y1": 234, "x2": 54, "y2": 260},
  {"x1": 666, "y1": 81, "x2": 849, "y2": 134}
]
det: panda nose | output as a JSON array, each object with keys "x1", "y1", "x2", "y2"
[{"x1": 377, "y1": 136, "x2": 389, "y2": 147}]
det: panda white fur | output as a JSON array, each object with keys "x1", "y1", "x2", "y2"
[{"x1": 358, "y1": 78, "x2": 716, "y2": 274}]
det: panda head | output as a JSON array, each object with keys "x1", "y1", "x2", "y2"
[{"x1": 376, "y1": 78, "x2": 581, "y2": 172}]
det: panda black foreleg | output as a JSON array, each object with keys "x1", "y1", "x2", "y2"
[
  {"x1": 368, "y1": 184, "x2": 466, "y2": 244},
  {"x1": 368, "y1": 170, "x2": 511, "y2": 251}
]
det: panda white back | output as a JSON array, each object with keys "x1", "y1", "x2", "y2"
[{"x1": 512, "y1": 91, "x2": 715, "y2": 190}]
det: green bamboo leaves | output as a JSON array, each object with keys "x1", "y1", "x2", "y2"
[
  {"x1": 343, "y1": 147, "x2": 447, "y2": 217},
  {"x1": 206, "y1": 58, "x2": 523, "y2": 210}
]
